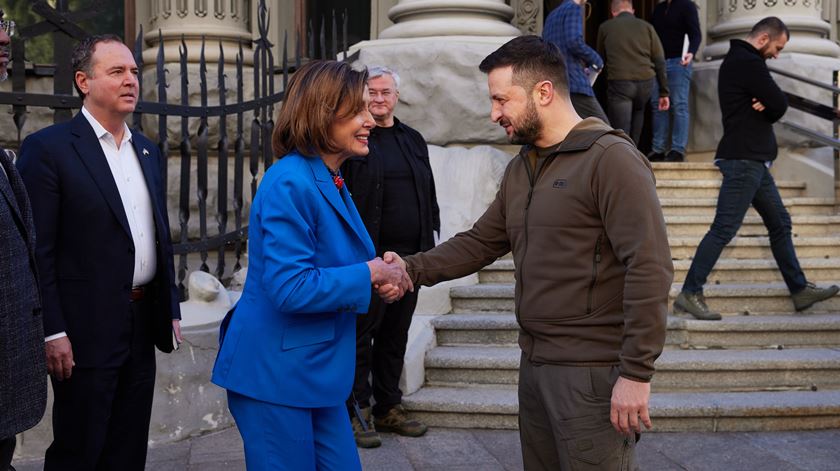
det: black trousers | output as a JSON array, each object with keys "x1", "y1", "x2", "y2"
[
  {"x1": 570, "y1": 93, "x2": 610, "y2": 124},
  {"x1": 518, "y1": 355, "x2": 637, "y2": 471},
  {"x1": 44, "y1": 298, "x2": 157, "y2": 471},
  {"x1": 0, "y1": 436, "x2": 14, "y2": 471},
  {"x1": 351, "y1": 287, "x2": 420, "y2": 417},
  {"x1": 607, "y1": 79, "x2": 654, "y2": 146}
]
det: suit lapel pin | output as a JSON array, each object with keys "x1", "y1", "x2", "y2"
[{"x1": 142, "y1": 148, "x2": 150, "y2": 157}]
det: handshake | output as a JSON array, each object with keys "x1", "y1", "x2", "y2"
[{"x1": 367, "y1": 251, "x2": 413, "y2": 303}]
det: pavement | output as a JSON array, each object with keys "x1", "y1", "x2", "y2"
[{"x1": 11, "y1": 426, "x2": 840, "y2": 470}]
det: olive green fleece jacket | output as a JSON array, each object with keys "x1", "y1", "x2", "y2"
[
  {"x1": 404, "y1": 119, "x2": 672, "y2": 382},
  {"x1": 597, "y1": 11, "x2": 670, "y2": 97}
]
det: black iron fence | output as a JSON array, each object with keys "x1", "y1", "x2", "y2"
[{"x1": 0, "y1": 0, "x2": 357, "y2": 298}]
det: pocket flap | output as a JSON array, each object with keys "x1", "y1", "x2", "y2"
[{"x1": 282, "y1": 316, "x2": 336, "y2": 350}]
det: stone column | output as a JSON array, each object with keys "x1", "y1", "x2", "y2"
[
  {"x1": 379, "y1": 0, "x2": 521, "y2": 38},
  {"x1": 142, "y1": 0, "x2": 253, "y2": 64},
  {"x1": 704, "y1": 0, "x2": 840, "y2": 59}
]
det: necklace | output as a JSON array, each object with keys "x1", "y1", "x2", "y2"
[{"x1": 327, "y1": 167, "x2": 344, "y2": 190}]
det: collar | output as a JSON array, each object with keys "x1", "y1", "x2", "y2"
[
  {"x1": 730, "y1": 39, "x2": 762, "y2": 58},
  {"x1": 517, "y1": 118, "x2": 628, "y2": 158},
  {"x1": 81, "y1": 106, "x2": 133, "y2": 147}
]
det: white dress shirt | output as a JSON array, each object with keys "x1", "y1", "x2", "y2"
[{"x1": 45, "y1": 109, "x2": 158, "y2": 342}]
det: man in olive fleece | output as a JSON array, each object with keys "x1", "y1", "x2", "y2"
[
  {"x1": 385, "y1": 36, "x2": 672, "y2": 471},
  {"x1": 597, "y1": 0, "x2": 670, "y2": 146}
]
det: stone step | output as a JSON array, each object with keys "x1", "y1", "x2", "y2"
[
  {"x1": 432, "y1": 313, "x2": 840, "y2": 349},
  {"x1": 651, "y1": 162, "x2": 721, "y2": 180},
  {"x1": 480, "y1": 257, "x2": 840, "y2": 284},
  {"x1": 658, "y1": 197, "x2": 835, "y2": 217},
  {"x1": 669, "y1": 236, "x2": 840, "y2": 259},
  {"x1": 450, "y1": 282, "x2": 840, "y2": 315},
  {"x1": 402, "y1": 387, "x2": 840, "y2": 431},
  {"x1": 669, "y1": 283, "x2": 840, "y2": 315},
  {"x1": 423, "y1": 346, "x2": 840, "y2": 392},
  {"x1": 656, "y1": 180, "x2": 805, "y2": 198},
  {"x1": 673, "y1": 258, "x2": 840, "y2": 284},
  {"x1": 668, "y1": 314, "x2": 840, "y2": 349},
  {"x1": 665, "y1": 215, "x2": 840, "y2": 237}
]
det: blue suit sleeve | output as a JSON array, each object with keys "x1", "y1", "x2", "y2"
[{"x1": 258, "y1": 175, "x2": 372, "y2": 315}]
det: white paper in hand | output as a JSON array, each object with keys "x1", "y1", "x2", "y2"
[{"x1": 682, "y1": 34, "x2": 690, "y2": 62}]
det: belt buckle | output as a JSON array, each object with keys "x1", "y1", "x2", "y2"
[{"x1": 130, "y1": 286, "x2": 145, "y2": 302}]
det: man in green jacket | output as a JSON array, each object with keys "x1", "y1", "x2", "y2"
[
  {"x1": 597, "y1": 0, "x2": 670, "y2": 146},
  {"x1": 385, "y1": 36, "x2": 672, "y2": 470}
]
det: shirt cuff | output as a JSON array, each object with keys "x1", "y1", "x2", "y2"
[{"x1": 45, "y1": 332, "x2": 68, "y2": 342}]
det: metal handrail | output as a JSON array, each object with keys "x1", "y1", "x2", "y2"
[{"x1": 768, "y1": 65, "x2": 840, "y2": 95}]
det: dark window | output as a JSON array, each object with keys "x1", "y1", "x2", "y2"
[{"x1": 306, "y1": 0, "x2": 369, "y2": 59}]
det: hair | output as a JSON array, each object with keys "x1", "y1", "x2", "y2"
[
  {"x1": 71, "y1": 34, "x2": 126, "y2": 98},
  {"x1": 478, "y1": 35, "x2": 569, "y2": 95},
  {"x1": 272, "y1": 60, "x2": 369, "y2": 158},
  {"x1": 611, "y1": 0, "x2": 632, "y2": 11},
  {"x1": 748, "y1": 17, "x2": 789, "y2": 41},
  {"x1": 368, "y1": 65, "x2": 400, "y2": 90}
]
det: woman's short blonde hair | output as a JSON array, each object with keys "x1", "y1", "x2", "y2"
[{"x1": 272, "y1": 60, "x2": 369, "y2": 158}]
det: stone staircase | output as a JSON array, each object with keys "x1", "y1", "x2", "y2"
[{"x1": 403, "y1": 161, "x2": 840, "y2": 432}]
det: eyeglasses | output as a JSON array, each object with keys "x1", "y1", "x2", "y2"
[{"x1": 0, "y1": 19, "x2": 15, "y2": 37}]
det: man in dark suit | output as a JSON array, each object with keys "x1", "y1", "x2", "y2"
[
  {"x1": 17, "y1": 34, "x2": 181, "y2": 470},
  {"x1": 0, "y1": 10, "x2": 47, "y2": 470}
]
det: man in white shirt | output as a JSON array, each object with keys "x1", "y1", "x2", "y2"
[{"x1": 17, "y1": 34, "x2": 181, "y2": 470}]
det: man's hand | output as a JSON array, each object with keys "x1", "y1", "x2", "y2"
[
  {"x1": 681, "y1": 52, "x2": 694, "y2": 66},
  {"x1": 658, "y1": 96, "x2": 670, "y2": 111},
  {"x1": 610, "y1": 376, "x2": 652, "y2": 436},
  {"x1": 46, "y1": 336, "x2": 75, "y2": 381},
  {"x1": 172, "y1": 319, "x2": 183, "y2": 343},
  {"x1": 367, "y1": 255, "x2": 413, "y2": 303},
  {"x1": 752, "y1": 98, "x2": 766, "y2": 112},
  {"x1": 383, "y1": 251, "x2": 413, "y2": 294}
]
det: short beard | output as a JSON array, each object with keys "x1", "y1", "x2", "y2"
[
  {"x1": 0, "y1": 70, "x2": 7, "y2": 81},
  {"x1": 509, "y1": 99, "x2": 542, "y2": 145}
]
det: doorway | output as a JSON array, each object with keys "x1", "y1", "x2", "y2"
[{"x1": 544, "y1": 0, "x2": 661, "y2": 152}]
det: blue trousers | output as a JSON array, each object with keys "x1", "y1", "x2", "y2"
[
  {"x1": 228, "y1": 391, "x2": 361, "y2": 471},
  {"x1": 683, "y1": 159, "x2": 807, "y2": 294},
  {"x1": 650, "y1": 58, "x2": 692, "y2": 155}
]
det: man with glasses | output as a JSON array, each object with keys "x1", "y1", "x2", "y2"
[
  {"x1": 0, "y1": 10, "x2": 47, "y2": 471},
  {"x1": 341, "y1": 65, "x2": 438, "y2": 448}
]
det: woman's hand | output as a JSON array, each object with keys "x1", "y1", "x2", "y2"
[{"x1": 367, "y1": 254, "x2": 413, "y2": 303}]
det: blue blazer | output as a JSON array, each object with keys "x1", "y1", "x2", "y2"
[
  {"x1": 212, "y1": 152, "x2": 375, "y2": 407},
  {"x1": 16, "y1": 113, "x2": 181, "y2": 368}
]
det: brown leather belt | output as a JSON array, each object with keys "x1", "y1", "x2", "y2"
[{"x1": 130, "y1": 286, "x2": 146, "y2": 301}]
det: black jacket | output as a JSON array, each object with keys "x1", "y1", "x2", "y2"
[
  {"x1": 0, "y1": 149, "x2": 47, "y2": 439},
  {"x1": 716, "y1": 39, "x2": 788, "y2": 162},
  {"x1": 341, "y1": 117, "x2": 440, "y2": 255},
  {"x1": 651, "y1": 0, "x2": 702, "y2": 59}
]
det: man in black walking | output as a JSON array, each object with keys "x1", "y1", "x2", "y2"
[{"x1": 674, "y1": 17, "x2": 839, "y2": 320}]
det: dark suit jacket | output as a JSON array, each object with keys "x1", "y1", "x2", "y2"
[
  {"x1": 0, "y1": 149, "x2": 47, "y2": 439},
  {"x1": 17, "y1": 112, "x2": 181, "y2": 369}
]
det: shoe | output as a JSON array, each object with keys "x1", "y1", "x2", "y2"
[
  {"x1": 351, "y1": 406, "x2": 382, "y2": 448},
  {"x1": 646, "y1": 151, "x2": 666, "y2": 162},
  {"x1": 674, "y1": 291, "x2": 722, "y2": 320},
  {"x1": 791, "y1": 283, "x2": 840, "y2": 312},
  {"x1": 664, "y1": 150, "x2": 685, "y2": 162},
  {"x1": 374, "y1": 405, "x2": 428, "y2": 437}
]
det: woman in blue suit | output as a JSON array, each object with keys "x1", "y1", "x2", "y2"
[{"x1": 211, "y1": 60, "x2": 410, "y2": 470}]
